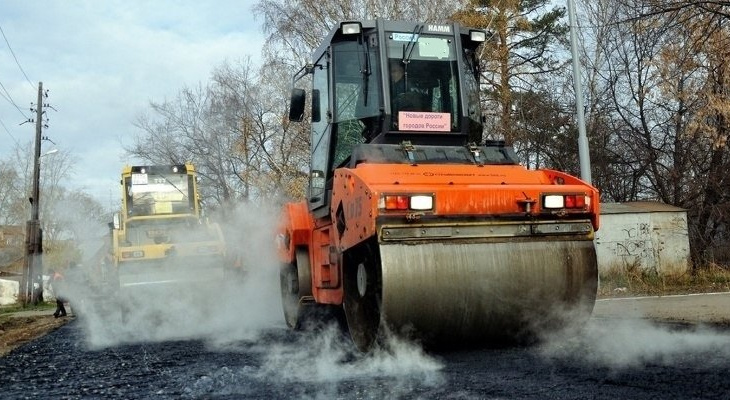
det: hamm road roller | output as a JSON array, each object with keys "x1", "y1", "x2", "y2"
[
  {"x1": 278, "y1": 19, "x2": 600, "y2": 351},
  {"x1": 110, "y1": 164, "x2": 229, "y2": 319}
]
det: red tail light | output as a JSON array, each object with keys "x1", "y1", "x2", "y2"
[{"x1": 565, "y1": 195, "x2": 576, "y2": 208}]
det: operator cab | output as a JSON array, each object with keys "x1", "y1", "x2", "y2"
[
  {"x1": 123, "y1": 165, "x2": 197, "y2": 219},
  {"x1": 290, "y1": 19, "x2": 485, "y2": 143},
  {"x1": 289, "y1": 19, "x2": 488, "y2": 215}
]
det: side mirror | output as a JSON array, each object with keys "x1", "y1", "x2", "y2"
[{"x1": 289, "y1": 88, "x2": 306, "y2": 122}]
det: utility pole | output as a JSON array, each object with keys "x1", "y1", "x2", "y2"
[
  {"x1": 567, "y1": 0, "x2": 592, "y2": 184},
  {"x1": 21, "y1": 82, "x2": 44, "y2": 306}
]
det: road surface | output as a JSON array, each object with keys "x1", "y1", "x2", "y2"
[{"x1": 1, "y1": 293, "x2": 729, "y2": 399}]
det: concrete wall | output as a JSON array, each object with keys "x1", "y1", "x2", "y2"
[
  {"x1": 594, "y1": 206, "x2": 690, "y2": 275},
  {"x1": 0, "y1": 278, "x2": 19, "y2": 305}
]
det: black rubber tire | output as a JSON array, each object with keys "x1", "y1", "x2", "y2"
[
  {"x1": 280, "y1": 262, "x2": 303, "y2": 329},
  {"x1": 343, "y1": 242, "x2": 382, "y2": 352}
]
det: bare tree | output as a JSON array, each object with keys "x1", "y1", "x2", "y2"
[
  {"x1": 0, "y1": 141, "x2": 74, "y2": 239},
  {"x1": 0, "y1": 141, "x2": 102, "y2": 269},
  {"x1": 43, "y1": 189, "x2": 108, "y2": 269},
  {"x1": 210, "y1": 59, "x2": 309, "y2": 201},
  {"x1": 0, "y1": 159, "x2": 24, "y2": 226},
  {"x1": 254, "y1": 0, "x2": 462, "y2": 67},
  {"x1": 675, "y1": 16, "x2": 730, "y2": 266},
  {"x1": 575, "y1": 0, "x2": 730, "y2": 266},
  {"x1": 130, "y1": 82, "x2": 244, "y2": 208},
  {"x1": 129, "y1": 57, "x2": 309, "y2": 207}
]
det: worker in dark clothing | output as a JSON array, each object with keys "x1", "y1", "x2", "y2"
[
  {"x1": 51, "y1": 268, "x2": 67, "y2": 318},
  {"x1": 389, "y1": 59, "x2": 429, "y2": 124},
  {"x1": 390, "y1": 60, "x2": 406, "y2": 97}
]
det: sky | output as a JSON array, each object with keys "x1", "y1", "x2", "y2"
[{"x1": 0, "y1": 1, "x2": 264, "y2": 210}]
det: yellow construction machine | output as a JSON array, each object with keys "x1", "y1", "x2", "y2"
[{"x1": 110, "y1": 164, "x2": 228, "y2": 317}]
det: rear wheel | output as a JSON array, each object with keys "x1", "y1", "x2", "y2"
[
  {"x1": 280, "y1": 263, "x2": 301, "y2": 329},
  {"x1": 343, "y1": 242, "x2": 382, "y2": 352},
  {"x1": 279, "y1": 248, "x2": 312, "y2": 329}
]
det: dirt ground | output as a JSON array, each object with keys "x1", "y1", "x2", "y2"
[{"x1": 0, "y1": 309, "x2": 71, "y2": 357}]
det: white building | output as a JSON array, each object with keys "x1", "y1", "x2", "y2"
[
  {"x1": 594, "y1": 202, "x2": 690, "y2": 275},
  {"x1": 0, "y1": 279, "x2": 19, "y2": 305}
]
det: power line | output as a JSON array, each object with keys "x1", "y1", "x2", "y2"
[
  {"x1": 0, "y1": 23, "x2": 35, "y2": 91},
  {"x1": 0, "y1": 79, "x2": 31, "y2": 120},
  {"x1": 0, "y1": 116, "x2": 20, "y2": 146},
  {"x1": 0, "y1": 86, "x2": 10, "y2": 103}
]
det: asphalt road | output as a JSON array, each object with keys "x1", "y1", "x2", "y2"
[{"x1": 1, "y1": 295, "x2": 730, "y2": 399}]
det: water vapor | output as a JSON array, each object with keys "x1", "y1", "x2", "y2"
[
  {"x1": 259, "y1": 323, "x2": 443, "y2": 383},
  {"x1": 538, "y1": 308, "x2": 730, "y2": 370},
  {"x1": 66, "y1": 202, "x2": 283, "y2": 349},
  {"x1": 183, "y1": 322, "x2": 445, "y2": 399}
]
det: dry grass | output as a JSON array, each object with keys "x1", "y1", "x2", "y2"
[
  {"x1": 0, "y1": 302, "x2": 54, "y2": 316},
  {"x1": 598, "y1": 263, "x2": 730, "y2": 298}
]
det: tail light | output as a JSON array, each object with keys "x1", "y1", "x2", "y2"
[
  {"x1": 380, "y1": 194, "x2": 434, "y2": 211},
  {"x1": 543, "y1": 194, "x2": 590, "y2": 210},
  {"x1": 565, "y1": 194, "x2": 586, "y2": 208}
]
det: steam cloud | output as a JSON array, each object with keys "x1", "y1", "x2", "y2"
[
  {"x1": 65, "y1": 202, "x2": 283, "y2": 348},
  {"x1": 60, "y1": 199, "x2": 445, "y2": 398},
  {"x1": 537, "y1": 302, "x2": 730, "y2": 370}
]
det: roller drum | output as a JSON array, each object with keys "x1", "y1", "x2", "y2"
[{"x1": 378, "y1": 239, "x2": 597, "y2": 345}]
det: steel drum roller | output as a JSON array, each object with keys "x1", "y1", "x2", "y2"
[{"x1": 378, "y1": 239, "x2": 598, "y2": 344}]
